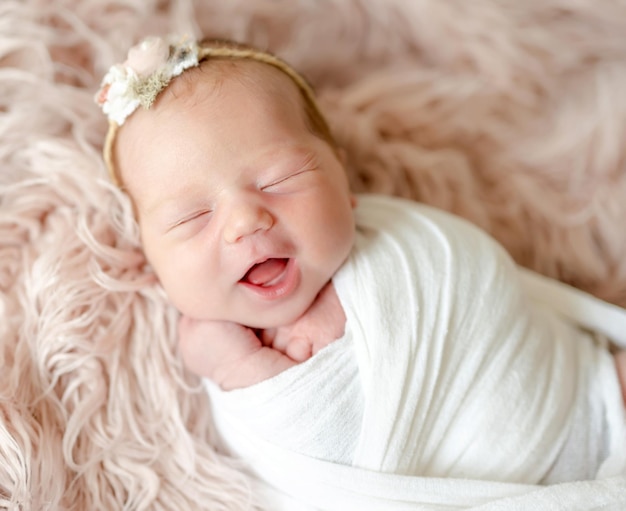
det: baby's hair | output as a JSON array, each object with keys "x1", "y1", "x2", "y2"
[{"x1": 103, "y1": 38, "x2": 335, "y2": 187}]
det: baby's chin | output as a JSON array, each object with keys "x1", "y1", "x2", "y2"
[
  {"x1": 173, "y1": 280, "x2": 327, "y2": 329},
  {"x1": 239, "y1": 297, "x2": 320, "y2": 330},
  {"x1": 232, "y1": 283, "x2": 328, "y2": 330},
  {"x1": 171, "y1": 304, "x2": 305, "y2": 330},
  {"x1": 239, "y1": 309, "x2": 309, "y2": 331}
]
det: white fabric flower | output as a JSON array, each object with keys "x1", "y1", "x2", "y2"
[
  {"x1": 98, "y1": 65, "x2": 140, "y2": 125},
  {"x1": 95, "y1": 35, "x2": 200, "y2": 125}
]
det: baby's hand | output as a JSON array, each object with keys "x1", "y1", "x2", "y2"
[
  {"x1": 178, "y1": 283, "x2": 346, "y2": 390},
  {"x1": 262, "y1": 282, "x2": 346, "y2": 362},
  {"x1": 178, "y1": 317, "x2": 297, "y2": 391}
]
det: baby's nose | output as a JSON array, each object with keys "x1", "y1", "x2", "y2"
[{"x1": 223, "y1": 201, "x2": 274, "y2": 243}]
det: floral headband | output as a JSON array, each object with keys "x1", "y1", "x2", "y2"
[
  {"x1": 95, "y1": 35, "x2": 199, "y2": 126},
  {"x1": 95, "y1": 34, "x2": 329, "y2": 185}
]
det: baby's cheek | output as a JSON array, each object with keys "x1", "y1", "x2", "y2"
[{"x1": 146, "y1": 246, "x2": 209, "y2": 315}]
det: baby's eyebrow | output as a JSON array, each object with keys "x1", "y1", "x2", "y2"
[
  {"x1": 253, "y1": 143, "x2": 314, "y2": 165},
  {"x1": 143, "y1": 179, "x2": 211, "y2": 214},
  {"x1": 143, "y1": 195, "x2": 199, "y2": 228},
  {"x1": 255, "y1": 147, "x2": 318, "y2": 176},
  {"x1": 143, "y1": 196, "x2": 179, "y2": 217}
]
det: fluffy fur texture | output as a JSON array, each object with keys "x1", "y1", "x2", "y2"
[{"x1": 1, "y1": 0, "x2": 625, "y2": 509}]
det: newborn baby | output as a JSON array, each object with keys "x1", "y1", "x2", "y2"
[{"x1": 96, "y1": 35, "x2": 626, "y2": 488}]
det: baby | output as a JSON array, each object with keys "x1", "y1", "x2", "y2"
[{"x1": 96, "y1": 35, "x2": 626, "y2": 490}]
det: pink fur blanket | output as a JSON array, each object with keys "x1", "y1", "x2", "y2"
[{"x1": 1, "y1": 0, "x2": 625, "y2": 508}]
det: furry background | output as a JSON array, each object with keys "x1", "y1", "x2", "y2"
[{"x1": 1, "y1": 0, "x2": 626, "y2": 509}]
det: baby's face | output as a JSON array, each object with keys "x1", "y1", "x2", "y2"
[{"x1": 116, "y1": 64, "x2": 355, "y2": 328}]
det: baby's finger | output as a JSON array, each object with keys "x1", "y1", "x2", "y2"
[{"x1": 285, "y1": 337, "x2": 313, "y2": 363}]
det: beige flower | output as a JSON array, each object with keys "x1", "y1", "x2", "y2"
[{"x1": 124, "y1": 37, "x2": 170, "y2": 78}]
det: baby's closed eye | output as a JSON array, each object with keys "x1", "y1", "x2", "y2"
[
  {"x1": 167, "y1": 209, "x2": 213, "y2": 236},
  {"x1": 260, "y1": 168, "x2": 316, "y2": 193}
]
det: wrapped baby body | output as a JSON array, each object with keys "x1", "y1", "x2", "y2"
[{"x1": 205, "y1": 195, "x2": 626, "y2": 506}]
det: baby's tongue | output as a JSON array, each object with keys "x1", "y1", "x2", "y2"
[{"x1": 244, "y1": 258, "x2": 288, "y2": 286}]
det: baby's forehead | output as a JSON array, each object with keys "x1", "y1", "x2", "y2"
[
  {"x1": 116, "y1": 57, "x2": 312, "y2": 192},
  {"x1": 161, "y1": 58, "x2": 301, "y2": 106}
]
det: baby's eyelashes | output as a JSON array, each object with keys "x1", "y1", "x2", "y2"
[
  {"x1": 260, "y1": 168, "x2": 317, "y2": 193},
  {"x1": 259, "y1": 153, "x2": 319, "y2": 192},
  {"x1": 168, "y1": 209, "x2": 213, "y2": 232}
]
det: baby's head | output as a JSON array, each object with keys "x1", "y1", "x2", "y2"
[{"x1": 96, "y1": 36, "x2": 355, "y2": 328}]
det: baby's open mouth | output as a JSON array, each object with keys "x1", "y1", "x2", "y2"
[{"x1": 241, "y1": 258, "x2": 290, "y2": 287}]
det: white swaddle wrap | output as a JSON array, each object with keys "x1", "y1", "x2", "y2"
[{"x1": 206, "y1": 195, "x2": 626, "y2": 510}]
